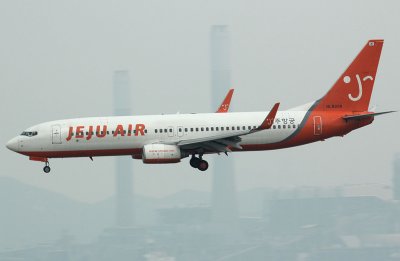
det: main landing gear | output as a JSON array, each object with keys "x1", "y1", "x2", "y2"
[
  {"x1": 43, "y1": 161, "x2": 51, "y2": 173},
  {"x1": 190, "y1": 155, "x2": 209, "y2": 171}
]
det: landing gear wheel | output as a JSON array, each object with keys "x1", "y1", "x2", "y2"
[
  {"x1": 198, "y1": 160, "x2": 209, "y2": 171},
  {"x1": 190, "y1": 156, "x2": 201, "y2": 168},
  {"x1": 43, "y1": 165, "x2": 51, "y2": 173}
]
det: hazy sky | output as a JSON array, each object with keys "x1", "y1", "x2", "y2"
[{"x1": 1, "y1": 0, "x2": 399, "y2": 203}]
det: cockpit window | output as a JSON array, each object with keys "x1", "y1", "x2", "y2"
[{"x1": 21, "y1": 131, "x2": 38, "y2": 137}]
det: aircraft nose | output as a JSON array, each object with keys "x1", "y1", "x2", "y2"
[{"x1": 6, "y1": 137, "x2": 19, "y2": 152}]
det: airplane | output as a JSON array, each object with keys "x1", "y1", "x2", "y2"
[{"x1": 6, "y1": 39, "x2": 394, "y2": 173}]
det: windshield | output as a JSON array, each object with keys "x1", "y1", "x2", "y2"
[{"x1": 21, "y1": 131, "x2": 38, "y2": 137}]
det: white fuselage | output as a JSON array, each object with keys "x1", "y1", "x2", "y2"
[{"x1": 10, "y1": 108, "x2": 310, "y2": 157}]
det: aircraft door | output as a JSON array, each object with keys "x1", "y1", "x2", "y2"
[
  {"x1": 52, "y1": 125, "x2": 62, "y2": 144},
  {"x1": 313, "y1": 116, "x2": 322, "y2": 135}
]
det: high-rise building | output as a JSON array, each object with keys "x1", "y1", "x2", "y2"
[
  {"x1": 210, "y1": 25, "x2": 238, "y2": 224},
  {"x1": 393, "y1": 154, "x2": 400, "y2": 200},
  {"x1": 113, "y1": 71, "x2": 134, "y2": 227}
]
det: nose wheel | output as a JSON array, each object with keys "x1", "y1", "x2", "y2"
[
  {"x1": 43, "y1": 162, "x2": 51, "y2": 173},
  {"x1": 190, "y1": 155, "x2": 209, "y2": 171}
]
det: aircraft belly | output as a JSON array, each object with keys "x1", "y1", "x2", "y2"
[{"x1": 241, "y1": 129, "x2": 295, "y2": 145}]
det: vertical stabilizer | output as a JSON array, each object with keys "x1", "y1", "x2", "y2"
[{"x1": 318, "y1": 40, "x2": 383, "y2": 112}]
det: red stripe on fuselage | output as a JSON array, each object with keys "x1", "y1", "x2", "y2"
[
  {"x1": 238, "y1": 111, "x2": 372, "y2": 151},
  {"x1": 20, "y1": 148, "x2": 143, "y2": 158}
]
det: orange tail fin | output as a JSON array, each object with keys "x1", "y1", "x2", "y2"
[{"x1": 318, "y1": 40, "x2": 383, "y2": 112}]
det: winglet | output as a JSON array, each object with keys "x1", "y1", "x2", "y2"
[
  {"x1": 257, "y1": 103, "x2": 280, "y2": 130},
  {"x1": 216, "y1": 89, "x2": 234, "y2": 113}
]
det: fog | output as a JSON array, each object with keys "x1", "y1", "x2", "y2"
[{"x1": 1, "y1": 0, "x2": 400, "y2": 260}]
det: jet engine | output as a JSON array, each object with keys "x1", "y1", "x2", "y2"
[{"x1": 142, "y1": 144, "x2": 182, "y2": 164}]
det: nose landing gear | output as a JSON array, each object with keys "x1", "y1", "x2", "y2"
[
  {"x1": 190, "y1": 155, "x2": 209, "y2": 171},
  {"x1": 29, "y1": 156, "x2": 51, "y2": 174},
  {"x1": 43, "y1": 161, "x2": 51, "y2": 173}
]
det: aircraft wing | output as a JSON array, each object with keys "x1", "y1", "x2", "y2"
[
  {"x1": 175, "y1": 102, "x2": 280, "y2": 154},
  {"x1": 216, "y1": 89, "x2": 234, "y2": 113}
]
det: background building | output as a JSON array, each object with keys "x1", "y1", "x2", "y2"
[
  {"x1": 113, "y1": 71, "x2": 134, "y2": 227},
  {"x1": 210, "y1": 25, "x2": 238, "y2": 226},
  {"x1": 394, "y1": 154, "x2": 400, "y2": 201}
]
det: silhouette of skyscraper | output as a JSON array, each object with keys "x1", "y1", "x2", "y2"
[
  {"x1": 113, "y1": 71, "x2": 134, "y2": 227},
  {"x1": 210, "y1": 25, "x2": 238, "y2": 224},
  {"x1": 393, "y1": 154, "x2": 400, "y2": 200}
]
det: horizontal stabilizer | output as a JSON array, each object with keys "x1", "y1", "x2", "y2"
[{"x1": 343, "y1": 111, "x2": 396, "y2": 120}]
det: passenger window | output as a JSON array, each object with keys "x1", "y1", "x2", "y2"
[
  {"x1": 201, "y1": 127, "x2": 204, "y2": 131},
  {"x1": 169, "y1": 129, "x2": 172, "y2": 133},
  {"x1": 248, "y1": 126, "x2": 251, "y2": 130},
  {"x1": 288, "y1": 125, "x2": 291, "y2": 129},
  {"x1": 184, "y1": 128, "x2": 188, "y2": 132},
  {"x1": 216, "y1": 127, "x2": 219, "y2": 131},
  {"x1": 221, "y1": 127, "x2": 224, "y2": 131},
  {"x1": 211, "y1": 127, "x2": 214, "y2": 131},
  {"x1": 273, "y1": 125, "x2": 276, "y2": 129},
  {"x1": 206, "y1": 127, "x2": 209, "y2": 131},
  {"x1": 226, "y1": 127, "x2": 229, "y2": 131},
  {"x1": 196, "y1": 128, "x2": 199, "y2": 132},
  {"x1": 283, "y1": 125, "x2": 286, "y2": 129},
  {"x1": 190, "y1": 128, "x2": 194, "y2": 132},
  {"x1": 155, "y1": 129, "x2": 158, "y2": 133},
  {"x1": 164, "y1": 129, "x2": 167, "y2": 133},
  {"x1": 112, "y1": 131, "x2": 115, "y2": 134},
  {"x1": 232, "y1": 127, "x2": 235, "y2": 130},
  {"x1": 278, "y1": 125, "x2": 281, "y2": 129},
  {"x1": 179, "y1": 128, "x2": 182, "y2": 132},
  {"x1": 145, "y1": 129, "x2": 148, "y2": 133}
]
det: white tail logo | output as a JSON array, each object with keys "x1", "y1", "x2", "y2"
[{"x1": 343, "y1": 74, "x2": 373, "y2": 102}]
